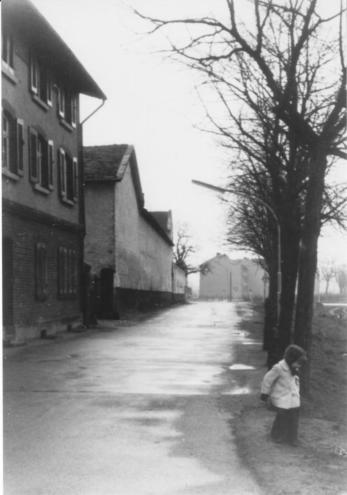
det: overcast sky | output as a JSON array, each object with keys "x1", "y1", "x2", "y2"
[{"x1": 31, "y1": 0, "x2": 346, "y2": 268}]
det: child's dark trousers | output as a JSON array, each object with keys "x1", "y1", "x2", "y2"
[{"x1": 271, "y1": 407, "x2": 300, "y2": 444}]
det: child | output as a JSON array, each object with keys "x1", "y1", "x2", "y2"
[{"x1": 261, "y1": 344, "x2": 307, "y2": 446}]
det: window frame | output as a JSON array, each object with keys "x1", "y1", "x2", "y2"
[
  {"x1": 57, "y1": 246, "x2": 78, "y2": 299},
  {"x1": 30, "y1": 54, "x2": 52, "y2": 108},
  {"x1": 57, "y1": 147, "x2": 78, "y2": 204},
  {"x1": 57, "y1": 86, "x2": 77, "y2": 129},
  {"x1": 28, "y1": 126, "x2": 54, "y2": 192},
  {"x1": 35, "y1": 242, "x2": 48, "y2": 302},
  {"x1": 2, "y1": 110, "x2": 24, "y2": 179},
  {"x1": 2, "y1": 32, "x2": 14, "y2": 68}
]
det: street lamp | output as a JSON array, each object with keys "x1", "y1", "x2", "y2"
[{"x1": 192, "y1": 179, "x2": 282, "y2": 320}]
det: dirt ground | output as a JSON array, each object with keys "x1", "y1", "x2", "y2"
[{"x1": 234, "y1": 305, "x2": 347, "y2": 495}]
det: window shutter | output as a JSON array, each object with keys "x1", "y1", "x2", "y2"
[
  {"x1": 47, "y1": 77, "x2": 52, "y2": 107},
  {"x1": 72, "y1": 157, "x2": 78, "y2": 202},
  {"x1": 35, "y1": 243, "x2": 48, "y2": 301},
  {"x1": 28, "y1": 127, "x2": 38, "y2": 183},
  {"x1": 9, "y1": 37, "x2": 14, "y2": 68},
  {"x1": 58, "y1": 148, "x2": 66, "y2": 198},
  {"x1": 48, "y1": 140, "x2": 54, "y2": 190},
  {"x1": 58, "y1": 87, "x2": 65, "y2": 118},
  {"x1": 9, "y1": 114, "x2": 17, "y2": 174},
  {"x1": 30, "y1": 56, "x2": 38, "y2": 95},
  {"x1": 63, "y1": 248, "x2": 68, "y2": 295},
  {"x1": 57, "y1": 247, "x2": 63, "y2": 296},
  {"x1": 16, "y1": 119, "x2": 24, "y2": 176},
  {"x1": 71, "y1": 96, "x2": 77, "y2": 127}
]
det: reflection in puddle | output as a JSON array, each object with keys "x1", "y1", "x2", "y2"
[
  {"x1": 225, "y1": 386, "x2": 251, "y2": 395},
  {"x1": 229, "y1": 364, "x2": 255, "y2": 370}
]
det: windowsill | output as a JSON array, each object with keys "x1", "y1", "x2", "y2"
[
  {"x1": 2, "y1": 168, "x2": 21, "y2": 181},
  {"x1": 59, "y1": 118, "x2": 75, "y2": 132},
  {"x1": 31, "y1": 93, "x2": 51, "y2": 112},
  {"x1": 2, "y1": 62, "x2": 17, "y2": 84},
  {"x1": 58, "y1": 293, "x2": 77, "y2": 300},
  {"x1": 33, "y1": 183, "x2": 51, "y2": 195},
  {"x1": 60, "y1": 196, "x2": 75, "y2": 206}
]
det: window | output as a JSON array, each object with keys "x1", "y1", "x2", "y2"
[
  {"x1": 2, "y1": 32, "x2": 14, "y2": 69},
  {"x1": 35, "y1": 242, "x2": 48, "y2": 301},
  {"x1": 28, "y1": 127, "x2": 53, "y2": 191},
  {"x1": 58, "y1": 247, "x2": 78, "y2": 298},
  {"x1": 2, "y1": 110, "x2": 24, "y2": 177},
  {"x1": 57, "y1": 148, "x2": 78, "y2": 203},
  {"x1": 58, "y1": 86, "x2": 77, "y2": 128},
  {"x1": 30, "y1": 55, "x2": 52, "y2": 107}
]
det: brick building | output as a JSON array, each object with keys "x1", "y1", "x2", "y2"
[
  {"x1": 83, "y1": 144, "x2": 176, "y2": 316},
  {"x1": 2, "y1": 0, "x2": 105, "y2": 341}
]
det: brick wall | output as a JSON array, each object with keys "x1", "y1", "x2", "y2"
[{"x1": 3, "y1": 212, "x2": 82, "y2": 340}]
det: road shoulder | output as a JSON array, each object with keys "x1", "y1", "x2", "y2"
[{"x1": 233, "y1": 304, "x2": 347, "y2": 495}]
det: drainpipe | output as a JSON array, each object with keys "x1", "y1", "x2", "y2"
[{"x1": 80, "y1": 98, "x2": 106, "y2": 125}]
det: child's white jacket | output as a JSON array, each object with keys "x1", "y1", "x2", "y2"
[{"x1": 261, "y1": 359, "x2": 300, "y2": 409}]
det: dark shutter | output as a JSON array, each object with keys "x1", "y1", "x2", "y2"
[
  {"x1": 58, "y1": 149, "x2": 66, "y2": 198},
  {"x1": 9, "y1": 113, "x2": 17, "y2": 174},
  {"x1": 48, "y1": 140, "x2": 54, "y2": 190},
  {"x1": 29, "y1": 127, "x2": 38, "y2": 183},
  {"x1": 16, "y1": 119, "x2": 24, "y2": 176},
  {"x1": 72, "y1": 158, "x2": 78, "y2": 202}
]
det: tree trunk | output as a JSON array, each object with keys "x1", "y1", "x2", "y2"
[
  {"x1": 265, "y1": 262, "x2": 281, "y2": 369},
  {"x1": 325, "y1": 279, "x2": 330, "y2": 296},
  {"x1": 278, "y1": 226, "x2": 300, "y2": 355},
  {"x1": 294, "y1": 149, "x2": 328, "y2": 392},
  {"x1": 263, "y1": 264, "x2": 277, "y2": 352}
]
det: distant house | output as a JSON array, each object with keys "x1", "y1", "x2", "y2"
[
  {"x1": 199, "y1": 254, "x2": 267, "y2": 301},
  {"x1": 2, "y1": 0, "x2": 105, "y2": 341},
  {"x1": 83, "y1": 144, "x2": 176, "y2": 316}
]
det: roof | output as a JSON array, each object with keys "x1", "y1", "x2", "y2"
[
  {"x1": 150, "y1": 211, "x2": 173, "y2": 239},
  {"x1": 200, "y1": 253, "x2": 232, "y2": 268},
  {"x1": 83, "y1": 144, "x2": 173, "y2": 246},
  {"x1": 84, "y1": 145, "x2": 130, "y2": 182},
  {"x1": 3, "y1": 0, "x2": 106, "y2": 99}
]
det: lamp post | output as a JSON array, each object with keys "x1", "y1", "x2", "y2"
[{"x1": 192, "y1": 179, "x2": 282, "y2": 320}]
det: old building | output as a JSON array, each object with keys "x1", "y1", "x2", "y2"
[
  {"x1": 83, "y1": 144, "x2": 176, "y2": 316},
  {"x1": 199, "y1": 254, "x2": 267, "y2": 301},
  {"x1": 2, "y1": 0, "x2": 105, "y2": 341}
]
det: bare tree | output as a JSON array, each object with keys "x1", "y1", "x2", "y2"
[
  {"x1": 320, "y1": 261, "x2": 337, "y2": 295},
  {"x1": 138, "y1": 1, "x2": 346, "y2": 377},
  {"x1": 173, "y1": 226, "x2": 199, "y2": 275}
]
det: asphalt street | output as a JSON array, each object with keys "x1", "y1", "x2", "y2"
[{"x1": 3, "y1": 301, "x2": 263, "y2": 495}]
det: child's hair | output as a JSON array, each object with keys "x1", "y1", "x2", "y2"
[{"x1": 284, "y1": 344, "x2": 307, "y2": 366}]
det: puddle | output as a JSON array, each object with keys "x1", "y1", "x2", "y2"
[
  {"x1": 224, "y1": 386, "x2": 251, "y2": 395},
  {"x1": 229, "y1": 364, "x2": 255, "y2": 370}
]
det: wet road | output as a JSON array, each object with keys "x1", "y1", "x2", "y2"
[{"x1": 3, "y1": 301, "x2": 263, "y2": 495}]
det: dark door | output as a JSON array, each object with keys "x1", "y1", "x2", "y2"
[
  {"x1": 99, "y1": 268, "x2": 114, "y2": 318},
  {"x1": 3, "y1": 237, "x2": 14, "y2": 339}
]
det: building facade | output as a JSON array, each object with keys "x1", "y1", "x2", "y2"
[
  {"x1": 84, "y1": 144, "x2": 175, "y2": 316},
  {"x1": 2, "y1": 0, "x2": 105, "y2": 341},
  {"x1": 199, "y1": 254, "x2": 267, "y2": 301}
]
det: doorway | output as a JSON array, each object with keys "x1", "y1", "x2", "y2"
[{"x1": 3, "y1": 237, "x2": 14, "y2": 339}]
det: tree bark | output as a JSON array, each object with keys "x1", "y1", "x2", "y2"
[
  {"x1": 294, "y1": 148, "x2": 328, "y2": 391},
  {"x1": 278, "y1": 225, "x2": 300, "y2": 355},
  {"x1": 263, "y1": 264, "x2": 277, "y2": 352}
]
